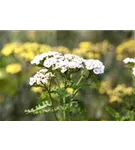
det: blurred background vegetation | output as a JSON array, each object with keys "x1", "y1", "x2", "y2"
[{"x1": 0, "y1": 30, "x2": 135, "y2": 121}]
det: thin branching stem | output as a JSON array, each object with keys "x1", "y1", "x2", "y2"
[{"x1": 45, "y1": 84, "x2": 59, "y2": 121}]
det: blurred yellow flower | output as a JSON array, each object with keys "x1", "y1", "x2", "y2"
[
  {"x1": 1, "y1": 43, "x2": 19, "y2": 56},
  {"x1": 125, "y1": 87, "x2": 133, "y2": 95},
  {"x1": 87, "y1": 52, "x2": 94, "y2": 58},
  {"x1": 6, "y1": 63, "x2": 22, "y2": 74},
  {"x1": 109, "y1": 84, "x2": 133, "y2": 103},
  {"x1": 109, "y1": 95, "x2": 120, "y2": 103},
  {"x1": 1, "y1": 41, "x2": 113, "y2": 61},
  {"x1": 39, "y1": 45, "x2": 51, "y2": 53},
  {"x1": 66, "y1": 88, "x2": 74, "y2": 95},
  {"x1": 97, "y1": 40, "x2": 113, "y2": 54},
  {"x1": 1, "y1": 42, "x2": 52, "y2": 62},
  {"x1": 31, "y1": 87, "x2": 43, "y2": 93},
  {"x1": 79, "y1": 42, "x2": 93, "y2": 49},
  {"x1": 73, "y1": 40, "x2": 112, "y2": 59},
  {"x1": 116, "y1": 40, "x2": 135, "y2": 60},
  {"x1": 99, "y1": 80, "x2": 112, "y2": 94},
  {"x1": 99, "y1": 80, "x2": 133, "y2": 103}
]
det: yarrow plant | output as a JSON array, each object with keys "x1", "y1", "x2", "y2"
[{"x1": 25, "y1": 51, "x2": 105, "y2": 121}]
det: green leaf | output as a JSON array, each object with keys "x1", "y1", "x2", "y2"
[
  {"x1": 72, "y1": 84, "x2": 80, "y2": 90},
  {"x1": 54, "y1": 88, "x2": 68, "y2": 98}
]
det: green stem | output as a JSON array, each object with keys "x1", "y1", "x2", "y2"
[
  {"x1": 62, "y1": 76, "x2": 69, "y2": 121},
  {"x1": 63, "y1": 98, "x2": 66, "y2": 121},
  {"x1": 54, "y1": 75, "x2": 70, "y2": 121},
  {"x1": 45, "y1": 85, "x2": 59, "y2": 121},
  {"x1": 71, "y1": 75, "x2": 84, "y2": 100},
  {"x1": 76, "y1": 75, "x2": 84, "y2": 85}
]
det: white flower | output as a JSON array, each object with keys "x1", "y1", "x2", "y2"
[
  {"x1": 42, "y1": 78, "x2": 48, "y2": 84},
  {"x1": 93, "y1": 66, "x2": 105, "y2": 74},
  {"x1": 43, "y1": 57, "x2": 57, "y2": 68},
  {"x1": 93, "y1": 60, "x2": 103, "y2": 68},
  {"x1": 63, "y1": 54, "x2": 84, "y2": 70},
  {"x1": 29, "y1": 77, "x2": 36, "y2": 86},
  {"x1": 123, "y1": 57, "x2": 135, "y2": 64},
  {"x1": 31, "y1": 55, "x2": 42, "y2": 65},
  {"x1": 55, "y1": 60, "x2": 64, "y2": 69},
  {"x1": 93, "y1": 68, "x2": 101, "y2": 74},
  {"x1": 84, "y1": 59, "x2": 95, "y2": 70},
  {"x1": 64, "y1": 54, "x2": 75, "y2": 60},
  {"x1": 68, "y1": 61, "x2": 78, "y2": 69}
]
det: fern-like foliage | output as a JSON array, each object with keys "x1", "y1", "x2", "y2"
[
  {"x1": 25, "y1": 101, "x2": 53, "y2": 114},
  {"x1": 105, "y1": 106, "x2": 135, "y2": 121}
]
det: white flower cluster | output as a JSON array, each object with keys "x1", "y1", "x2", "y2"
[
  {"x1": 123, "y1": 57, "x2": 135, "y2": 64},
  {"x1": 31, "y1": 52, "x2": 61, "y2": 65},
  {"x1": 123, "y1": 57, "x2": 135, "y2": 76},
  {"x1": 84, "y1": 59, "x2": 105, "y2": 74},
  {"x1": 29, "y1": 69, "x2": 54, "y2": 86},
  {"x1": 44, "y1": 53, "x2": 85, "y2": 73},
  {"x1": 31, "y1": 52, "x2": 105, "y2": 75}
]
